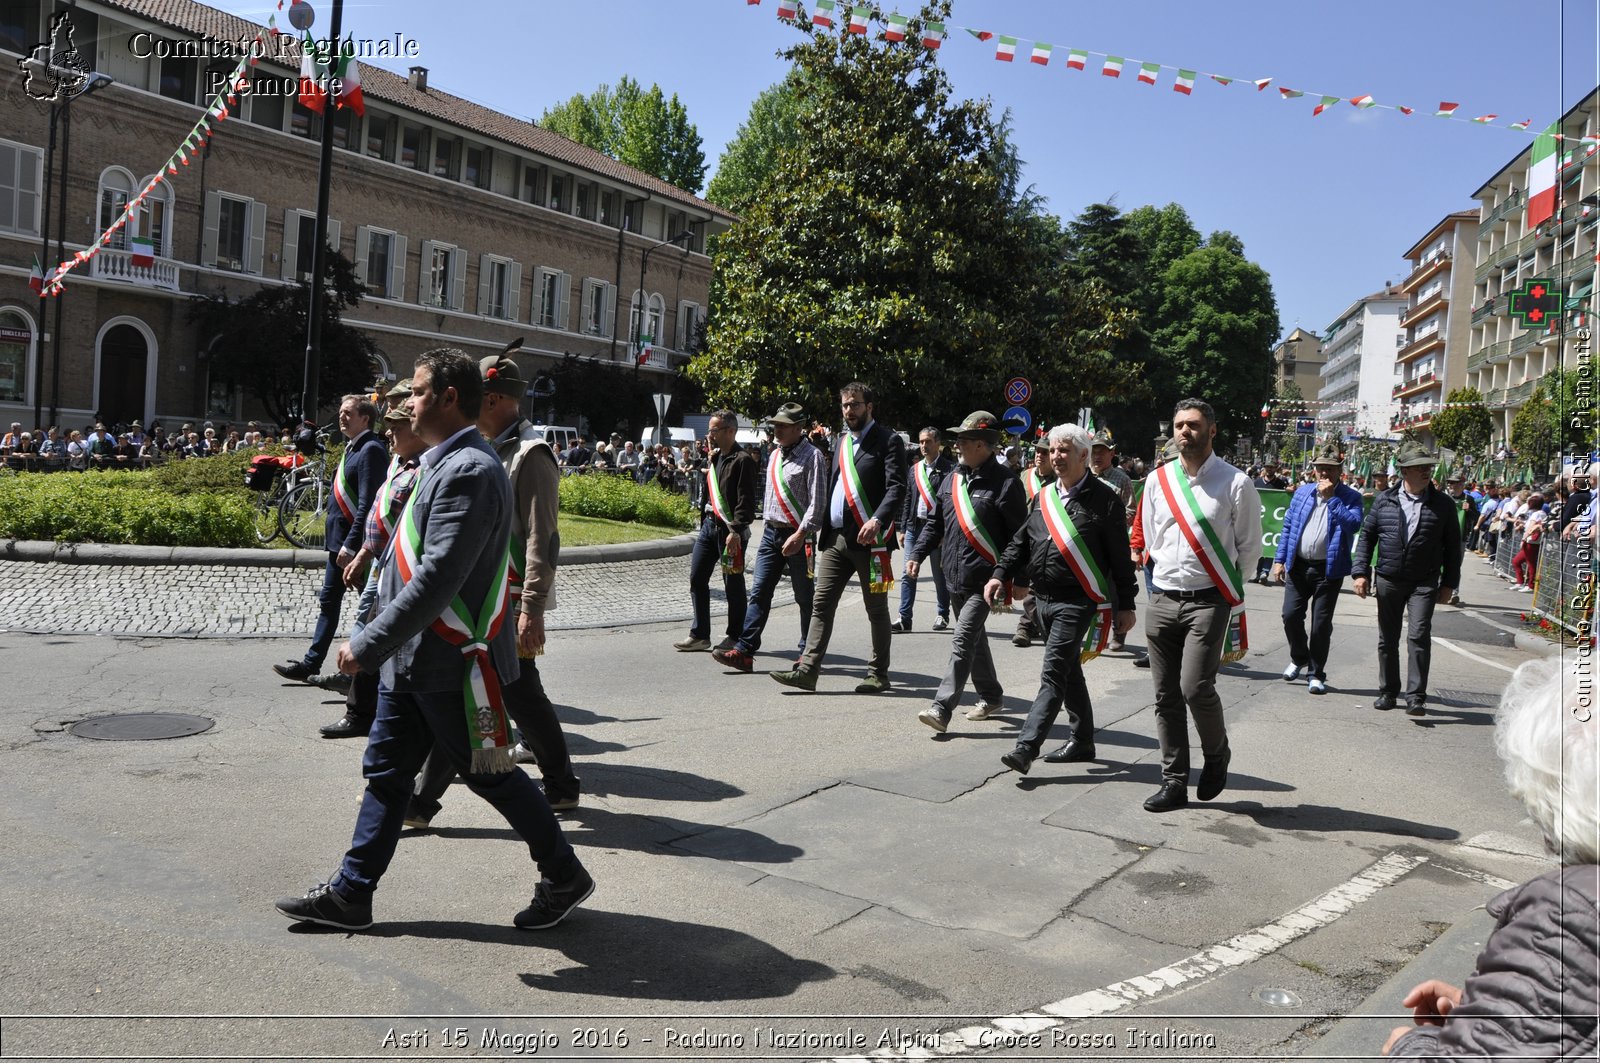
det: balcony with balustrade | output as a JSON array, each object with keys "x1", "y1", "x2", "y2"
[
  {"x1": 89, "y1": 248, "x2": 181, "y2": 292},
  {"x1": 1400, "y1": 251, "x2": 1451, "y2": 294}
]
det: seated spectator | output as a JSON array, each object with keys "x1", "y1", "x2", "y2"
[
  {"x1": 38, "y1": 427, "x2": 61, "y2": 464},
  {"x1": 201, "y1": 427, "x2": 218, "y2": 454},
  {"x1": 221, "y1": 429, "x2": 241, "y2": 453},
  {"x1": 1382, "y1": 657, "x2": 1597, "y2": 1059},
  {"x1": 183, "y1": 431, "x2": 205, "y2": 459},
  {"x1": 86, "y1": 423, "x2": 116, "y2": 467},
  {"x1": 112, "y1": 433, "x2": 137, "y2": 466},
  {"x1": 0, "y1": 421, "x2": 21, "y2": 452},
  {"x1": 137, "y1": 436, "x2": 160, "y2": 465},
  {"x1": 65, "y1": 430, "x2": 88, "y2": 471}
]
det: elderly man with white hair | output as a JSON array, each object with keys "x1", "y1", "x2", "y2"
[
  {"x1": 986, "y1": 423, "x2": 1137, "y2": 775},
  {"x1": 1382, "y1": 657, "x2": 1598, "y2": 1059}
]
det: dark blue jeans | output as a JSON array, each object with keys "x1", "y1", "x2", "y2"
[
  {"x1": 304, "y1": 553, "x2": 347, "y2": 670},
  {"x1": 898, "y1": 516, "x2": 949, "y2": 623},
  {"x1": 690, "y1": 516, "x2": 748, "y2": 641},
  {"x1": 1015, "y1": 596, "x2": 1096, "y2": 755},
  {"x1": 334, "y1": 685, "x2": 576, "y2": 897},
  {"x1": 735, "y1": 525, "x2": 814, "y2": 655}
]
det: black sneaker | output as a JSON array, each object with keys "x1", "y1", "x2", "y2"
[
  {"x1": 273, "y1": 660, "x2": 317, "y2": 682},
  {"x1": 274, "y1": 881, "x2": 372, "y2": 930},
  {"x1": 514, "y1": 864, "x2": 595, "y2": 930}
]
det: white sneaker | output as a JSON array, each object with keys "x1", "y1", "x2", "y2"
[
  {"x1": 512, "y1": 742, "x2": 539, "y2": 765},
  {"x1": 917, "y1": 707, "x2": 949, "y2": 733},
  {"x1": 1508, "y1": 583, "x2": 1524, "y2": 592},
  {"x1": 965, "y1": 702, "x2": 1003, "y2": 721},
  {"x1": 1308, "y1": 678, "x2": 1328, "y2": 695},
  {"x1": 1282, "y1": 663, "x2": 1305, "y2": 682},
  {"x1": 1517, "y1": 585, "x2": 1534, "y2": 593}
]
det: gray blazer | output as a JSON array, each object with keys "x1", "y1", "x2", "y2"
[{"x1": 350, "y1": 428, "x2": 519, "y2": 693}]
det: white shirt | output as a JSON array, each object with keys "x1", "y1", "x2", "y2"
[
  {"x1": 420, "y1": 424, "x2": 479, "y2": 471},
  {"x1": 828, "y1": 419, "x2": 875, "y2": 529},
  {"x1": 1297, "y1": 494, "x2": 1331, "y2": 561},
  {"x1": 1142, "y1": 453, "x2": 1263, "y2": 593}
]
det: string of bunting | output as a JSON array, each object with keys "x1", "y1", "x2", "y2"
[
  {"x1": 749, "y1": 0, "x2": 1600, "y2": 145},
  {"x1": 38, "y1": 5, "x2": 292, "y2": 296}
]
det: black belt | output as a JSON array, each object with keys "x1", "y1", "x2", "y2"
[
  {"x1": 766, "y1": 522, "x2": 797, "y2": 532},
  {"x1": 1156, "y1": 587, "x2": 1223, "y2": 601}
]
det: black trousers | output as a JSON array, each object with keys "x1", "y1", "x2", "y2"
[
  {"x1": 1375, "y1": 575, "x2": 1438, "y2": 704},
  {"x1": 1281, "y1": 557, "x2": 1343, "y2": 681}
]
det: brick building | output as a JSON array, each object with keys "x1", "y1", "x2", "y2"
[{"x1": 0, "y1": 0, "x2": 733, "y2": 432}]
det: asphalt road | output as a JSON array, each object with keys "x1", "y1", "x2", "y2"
[{"x1": 0, "y1": 555, "x2": 1566, "y2": 1062}]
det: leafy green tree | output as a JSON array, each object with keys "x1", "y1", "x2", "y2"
[
  {"x1": 1430, "y1": 386, "x2": 1493, "y2": 456},
  {"x1": 187, "y1": 250, "x2": 377, "y2": 426},
  {"x1": 540, "y1": 76, "x2": 707, "y2": 193},
  {"x1": 691, "y1": 2, "x2": 1134, "y2": 429},
  {"x1": 1510, "y1": 389, "x2": 1556, "y2": 464},
  {"x1": 705, "y1": 74, "x2": 811, "y2": 215},
  {"x1": 1123, "y1": 203, "x2": 1201, "y2": 292}
]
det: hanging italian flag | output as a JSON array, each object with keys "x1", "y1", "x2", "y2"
[
  {"x1": 1279, "y1": 87, "x2": 1304, "y2": 100},
  {"x1": 1137, "y1": 62, "x2": 1159, "y2": 85},
  {"x1": 995, "y1": 35, "x2": 1017, "y2": 61},
  {"x1": 847, "y1": 6, "x2": 868, "y2": 34},
  {"x1": 1030, "y1": 41, "x2": 1052, "y2": 65},
  {"x1": 1509, "y1": 118, "x2": 1532, "y2": 131},
  {"x1": 1473, "y1": 113, "x2": 1498, "y2": 124},
  {"x1": 1066, "y1": 48, "x2": 1087, "y2": 70},
  {"x1": 776, "y1": 0, "x2": 797, "y2": 16},
  {"x1": 883, "y1": 12, "x2": 907, "y2": 40},
  {"x1": 130, "y1": 237, "x2": 155, "y2": 267},
  {"x1": 810, "y1": 0, "x2": 835, "y2": 29},
  {"x1": 1253, "y1": 78, "x2": 1272, "y2": 90},
  {"x1": 921, "y1": 20, "x2": 944, "y2": 48},
  {"x1": 1174, "y1": 69, "x2": 1195, "y2": 95},
  {"x1": 297, "y1": 31, "x2": 332, "y2": 112},
  {"x1": 1435, "y1": 102, "x2": 1458, "y2": 116},
  {"x1": 1313, "y1": 95, "x2": 1339, "y2": 116},
  {"x1": 1350, "y1": 94, "x2": 1375, "y2": 108},
  {"x1": 1102, "y1": 55, "x2": 1123, "y2": 77},
  {"x1": 332, "y1": 40, "x2": 364, "y2": 115},
  {"x1": 1527, "y1": 121, "x2": 1562, "y2": 229},
  {"x1": 1397, "y1": 105, "x2": 1414, "y2": 115},
  {"x1": 28, "y1": 255, "x2": 44, "y2": 295},
  {"x1": 1210, "y1": 74, "x2": 1232, "y2": 86}
]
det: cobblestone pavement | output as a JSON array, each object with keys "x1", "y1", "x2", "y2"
[{"x1": 0, "y1": 556, "x2": 728, "y2": 637}]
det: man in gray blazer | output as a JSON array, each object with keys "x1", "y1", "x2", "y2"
[{"x1": 275, "y1": 349, "x2": 593, "y2": 932}]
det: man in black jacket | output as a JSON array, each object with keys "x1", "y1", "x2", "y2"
[
  {"x1": 1353, "y1": 438, "x2": 1462, "y2": 717},
  {"x1": 676, "y1": 411, "x2": 760, "y2": 653},
  {"x1": 906, "y1": 412, "x2": 1029, "y2": 732},
  {"x1": 895, "y1": 427, "x2": 955, "y2": 633},
  {"x1": 772, "y1": 382, "x2": 907, "y2": 693},
  {"x1": 988, "y1": 423, "x2": 1137, "y2": 775}
]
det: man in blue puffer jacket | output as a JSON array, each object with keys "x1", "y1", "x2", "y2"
[{"x1": 1270, "y1": 441, "x2": 1364, "y2": 695}]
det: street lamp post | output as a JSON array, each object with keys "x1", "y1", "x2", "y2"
[{"x1": 633, "y1": 229, "x2": 693, "y2": 374}]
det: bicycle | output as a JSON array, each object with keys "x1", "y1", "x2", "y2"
[{"x1": 246, "y1": 426, "x2": 332, "y2": 548}]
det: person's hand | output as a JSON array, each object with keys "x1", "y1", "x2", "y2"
[
  {"x1": 1131, "y1": 548, "x2": 1143, "y2": 565},
  {"x1": 334, "y1": 642, "x2": 360, "y2": 676},
  {"x1": 724, "y1": 532, "x2": 740, "y2": 558},
  {"x1": 1401, "y1": 979, "x2": 1463, "y2": 1026},
  {"x1": 1114, "y1": 609, "x2": 1136, "y2": 635},
  {"x1": 1270, "y1": 562, "x2": 1286, "y2": 583},
  {"x1": 1317, "y1": 478, "x2": 1337, "y2": 499},
  {"x1": 781, "y1": 530, "x2": 805, "y2": 556},
  {"x1": 856, "y1": 517, "x2": 883, "y2": 546},
  {"x1": 1353, "y1": 576, "x2": 1370, "y2": 599},
  {"x1": 1435, "y1": 585, "x2": 1454, "y2": 605},
  {"x1": 983, "y1": 578, "x2": 1004, "y2": 606},
  {"x1": 517, "y1": 609, "x2": 545, "y2": 657},
  {"x1": 342, "y1": 548, "x2": 371, "y2": 589},
  {"x1": 336, "y1": 546, "x2": 354, "y2": 569},
  {"x1": 905, "y1": 559, "x2": 920, "y2": 579}
]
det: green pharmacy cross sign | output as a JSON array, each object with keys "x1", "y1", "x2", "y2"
[{"x1": 1507, "y1": 278, "x2": 1564, "y2": 328}]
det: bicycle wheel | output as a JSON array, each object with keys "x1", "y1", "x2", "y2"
[
  {"x1": 252, "y1": 486, "x2": 281, "y2": 543},
  {"x1": 280, "y1": 480, "x2": 329, "y2": 550}
]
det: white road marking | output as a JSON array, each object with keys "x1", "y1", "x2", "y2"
[
  {"x1": 1434, "y1": 636, "x2": 1517, "y2": 674},
  {"x1": 819, "y1": 850, "x2": 1428, "y2": 1062}
]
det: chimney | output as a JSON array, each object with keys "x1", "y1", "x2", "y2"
[{"x1": 409, "y1": 66, "x2": 428, "y2": 92}]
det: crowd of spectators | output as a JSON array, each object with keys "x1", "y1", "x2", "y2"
[{"x1": 0, "y1": 416, "x2": 299, "y2": 471}]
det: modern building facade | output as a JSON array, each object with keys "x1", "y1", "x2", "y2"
[
  {"x1": 1467, "y1": 88, "x2": 1599, "y2": 447},
  {"x1": 0, "y1": 0, "x2": 734, "y2": 432},
  {"x1": 1316, "y1": 287, "x2": 1406, "y2": 440},
  {"x1": 1271, "y1": 327, "x2": 1324, "y2": 397},
  {"x1": 1390, "y1": 209, "x2": 1478, "y2": 444}
]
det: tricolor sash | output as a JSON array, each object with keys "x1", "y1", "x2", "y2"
[
  {"x1": 1221, "y1": 606, "x2": 1248, "y2": 664},
  {"x1": 914, "y1": 460, "x2": 937, "y2": 513},
  {"x1": 1041, "y1": 482, "x2": 1115, "y2": 663},
  {"x1": 705, "y1": 459, "x2": 735, "y2": 525},
  {"x1": 839, "y1": 433, "x2": 894, "y2": 592},
  {"x1": 952, "y1": 472, "x2": 1000, "y2": 564},
  {"x1": 1152, "y1": 461, "x2": 1246, "y2": 607},
  {"x1": 393, "y1": 476, "x2": 515, "y2": 773},
  {"x1": 767, "y1": 450, "x2": 803, "y2": 526},
  {"x1": 332, "y1": 449, "x2": 356, "y2": 522},
  {"x1": 1024, "y1": 468, "x2": 1044, "y2": 502},
  {"x1": 369, "y1": 458, "x2": 411, "y2": 547}
]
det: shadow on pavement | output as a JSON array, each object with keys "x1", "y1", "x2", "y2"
[
  {"x1": 410, "y1": 809, "x2": 805, "y2": 864},
  {"x1": 578, "y1": 764, "x2": 745, "y2": 802},
  {"x1": 1224, "y1": 800, "x2": 1460, "y2": 840},
  {"x1": 1015, "y1": 761, "x2": 1295, "y2": 794}
]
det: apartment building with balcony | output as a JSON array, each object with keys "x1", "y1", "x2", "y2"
[
  {"x1": 1271, "y1": 327, "x2": 1324, "y2": 396},
  {"x1": 1390, "y1": 210, "x2": 1478, "y2": 442},
  {"x1": 1466, "y1": 87, "x2": 1599, "y2": 446},
  {"x1": 0, "y1": 0, "x2": 734, "y2": 430},
  {"x1": 1316, "y1": 287, "x2": 1406, "y2": 439}
]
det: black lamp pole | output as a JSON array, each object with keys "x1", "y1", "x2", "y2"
[
  {"x1": 299, "y1": 0, "x2": 344, "y2": 426},
  {"x1": 633, "y1": 230, "x2": 692, "y2": 375}
]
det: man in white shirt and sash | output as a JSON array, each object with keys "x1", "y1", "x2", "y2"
[{"x1": 1140, "y1": 398, "x2": 1262, "y2": 813}]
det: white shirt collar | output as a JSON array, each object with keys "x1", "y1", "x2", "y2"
[{"x1": 421, "y1": 424, "x2": 478, "y2": 470}]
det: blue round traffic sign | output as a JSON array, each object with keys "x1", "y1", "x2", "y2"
[
  {"x1": 1002, "y1": 406, "x2": 1032, "y2": 436},
  {"x1": 1004, "y1": 377, "x2": 1032, "y2": 407}
]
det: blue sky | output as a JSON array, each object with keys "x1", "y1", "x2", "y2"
[{"x1": 224, "y1": 0, "x2": 1599, "y2": 341}]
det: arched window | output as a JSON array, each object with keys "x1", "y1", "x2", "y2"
[
  {"x1": 134, "y1": 176, "x2": 172, "y2": 258},
  {"x1": 0, "y1": 306, "x2": 36, "y2": 404},
  {"x1": 629, "y1": 290, "x2": 666, "y2": 348},
  {"x1": 97, "y1": 167, "x2": 135, "y2": 251}
]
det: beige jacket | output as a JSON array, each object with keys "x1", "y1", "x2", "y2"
[{"x1": 494, "y1": 419, "x2": 560, "y2": 615}]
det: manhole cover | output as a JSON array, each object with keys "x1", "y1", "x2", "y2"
[{"x1": 69, "y1": 713, "x2": 215, "y2": 741}]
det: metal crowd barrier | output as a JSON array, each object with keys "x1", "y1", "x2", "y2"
[
  {"x1": 1532, "y1": 536, "x2": 1597, "y2": 637},
  {"x1": 1493, "y1": 527, "x2": 1521, "y2": 579}
]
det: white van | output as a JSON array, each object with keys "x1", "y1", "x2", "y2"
[
  {"x1": 528, "y1": 424, "x2": 579, "y2": 453},
  {"x1": 641, "y1": 427, "x2": 697, "y2": 449}
]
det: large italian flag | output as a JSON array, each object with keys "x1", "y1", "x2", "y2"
[{"x1": 1526, "y1": 121, "x2": 1561, "y2": 229}]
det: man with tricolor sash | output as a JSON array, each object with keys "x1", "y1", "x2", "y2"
[
  {"x1": 907, "y1": 411, "x2": 1029, "y2": 733},
  {"x1": 676, "y1": 410, "x2": 760, "y2": 654},
  {"x1": 894, "y1": 427, "x2": 954, "y2": 634},
  {"x1": 989, "y1": 423, "x2": 1136, "y2": 774},
  {"x1": 1139, "y1": 398, "x2": 1261, "y2": 813},
  {"x1": 273, "y1": 393, "x2": 388, "y2": 684},
  {"x1": 772, "y1": 381, "x2": 907, "y2": 694},
  {"x1": 712, "y1": 402, "x2": 827, "y2": 674},
  {"x1": 277, "y1": 349, "x2": 592, "y2": 933},
  {"x1": 406, "y1": 350, "x2": 582, "y2": 824},
  {"x1": 1011, "y1": 446, "x2": 1056, "y2": 648}
]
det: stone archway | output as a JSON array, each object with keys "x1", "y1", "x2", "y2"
[{"x1": 96, "y1": 322, "x2": 149, "y2": 427}]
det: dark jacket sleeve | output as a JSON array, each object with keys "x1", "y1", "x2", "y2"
[
  {"x1": 343, "y1": 436, "x2": 390, "y2": 554},
  {"x1": 909, "y1": 477, "x2": 949, "y2": 563},
  {"x1": 995, "y1": 509, "x2": 1032, "y2": 583},
  {"x1": 1439, "y1": 494, "x2": 1462, "y2": 589},
  {"x1": 875, "y1": 427, "x2": 908, "y2": 534},
  {"x1": 1353, "y1": 498, "x2": 1381, "y2": 579},
  {"x1": 732, "y1": 448, "x2": 759, "y2": 528},
  {"x1": 1102, "y1": 486, "x2": 1137, "y2": 611}
]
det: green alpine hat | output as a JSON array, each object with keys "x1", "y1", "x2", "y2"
[
  {"x1": 948, "y1": 410, "x2": 1002, "y2": 444},
  {"x1": 1394, "y1": 438, "x2": 1438, "y2": 468},
  {"x1": 1311, "y1": 441, "x2": 1345, "y2": 467}
]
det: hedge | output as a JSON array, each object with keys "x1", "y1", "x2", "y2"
[
  {"x1": 557, "y1": 474, "x2": 697, "y2": 530},
  {"x1": 0, "y1": 471, "x2": 256, "y2": 547}
]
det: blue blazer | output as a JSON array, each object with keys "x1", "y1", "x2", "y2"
[
  {"x1": 328, "y1": 428, "x2": 389, "y2": 555},
  {"x1": 1274, "y1": 482, "x2": 1364, "y2": 579},
  {"x1": 350, "y1": 429, "x2": 518, "y2": 693}
]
